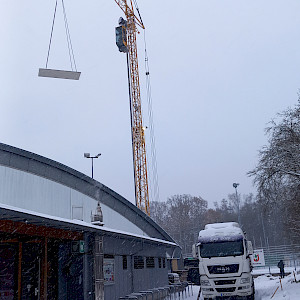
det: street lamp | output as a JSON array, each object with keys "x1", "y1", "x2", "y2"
[
  {"x1": 84, "y1": 153, "x2": 101, "y2": 179},
  {"x1": 233, "y1": 183, "x2": 241, "y2": 226}
]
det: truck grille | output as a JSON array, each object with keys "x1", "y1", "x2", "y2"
[
  {"x1": 214, "y1": 279, "x2": 236, "y2": 285},
  {"x1": 208, "y1": 264, "x2": 239, "y2": 274},
  {"x1": 216, "y1": 287, "x2": 236, "y2": 293}
]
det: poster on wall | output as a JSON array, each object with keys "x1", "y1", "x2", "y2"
[{"x1": 104, "y1": 258, "x2": 115, "y2": 283}]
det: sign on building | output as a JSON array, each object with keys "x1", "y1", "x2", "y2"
[
  {"x1": 251, "y1": 249, "x2": 265, "y2": 266},
  {"x1": 104, "y1": 258, "x2": 115, "y2": 283},
  {"x1": 71, "y1": 241, "x2": 85, "y2": 254}
]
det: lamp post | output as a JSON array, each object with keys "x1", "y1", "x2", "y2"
[
  {"x1": 233, "y1": 182, "x2": 241, "y2": 226},
  {"x1": 84, "y1": 153, "x2": 101, "y2": 179}
]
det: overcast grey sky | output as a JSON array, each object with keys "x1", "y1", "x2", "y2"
[{"x1": 1, "y1": 1, "x2": 300, "y2": 207}]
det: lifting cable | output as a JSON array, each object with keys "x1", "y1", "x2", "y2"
[
  {"x1": 45, "y1": 0, "x2": 58, "y2": 69},
  {"x1": 143, "y1": 30, "x2": 160, "y2": 203},
  {"x1": 132, "y1": 0, "x2": 144, "y2": 28},
  {"x1": 61, "y1": 0, "x2": 77, "y2": 71},
  {"x1": 45, "y1": 0, "x2": 77, "y2": 71}
]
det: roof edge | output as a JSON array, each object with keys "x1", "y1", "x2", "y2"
[{"x1": 0, "y1": 143, "x2": 176, "y2": 243}]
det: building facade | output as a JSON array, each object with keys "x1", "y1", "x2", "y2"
[{"x1": 0, "y1": 143, "x2": 179, "y2": 299}]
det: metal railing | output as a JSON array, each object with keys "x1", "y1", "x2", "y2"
[
  {"x1": 119, "y1": 282, "x2": 192, "y2": 300},
  {"x1": 254, "y1": 244, "x2": 300, "y2": 268}
]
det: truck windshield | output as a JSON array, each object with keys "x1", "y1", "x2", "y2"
[{"x1": 200, "y1": 240, "x2": 244, "y2": 258}]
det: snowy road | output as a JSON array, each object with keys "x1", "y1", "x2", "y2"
[{"x1": 184, "y1": 271, "x2": 300, "y2": 300}]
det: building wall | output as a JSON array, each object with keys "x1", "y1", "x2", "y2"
[
  {"x1": 103, "y1": 236, "x2": 169, "y2": 299},
  {"x1": 0, "y1": 143, "x2": 178, "y2": 299},
  {"x1": 0, "y1": 165, "x2": 146, "y2": 236}
]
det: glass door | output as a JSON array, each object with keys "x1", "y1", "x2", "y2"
[{"x1": 21, "y1": 243, "x2": 42, "y2": 300}]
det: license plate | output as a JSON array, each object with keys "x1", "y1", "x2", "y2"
[{"x1": 221, "y1": 293, "x2": 232, "y2": 296}]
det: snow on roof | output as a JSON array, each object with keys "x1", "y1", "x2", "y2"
[
  {"x1": 204, "y1": 222, "x2": 240, "y2": 230},
  {"x1": 198, "y1": 222, "x2": 244, "y2": 243},
  {"x1": 0, "y1": 203, "x2": 178, "y2": 247}
]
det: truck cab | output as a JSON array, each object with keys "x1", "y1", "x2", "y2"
[{"x1": 196, "y1": 222, "x2": 254, "y2": 300}]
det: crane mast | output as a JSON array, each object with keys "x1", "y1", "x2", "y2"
[{"x1": 114, "y1": 0, "x2": 150, "y2": 215}]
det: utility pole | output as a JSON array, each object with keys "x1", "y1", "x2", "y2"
[{"x1": 233, "y1": 183, "x2": 241, "y2": 226}]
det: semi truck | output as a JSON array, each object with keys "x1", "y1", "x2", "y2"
[{"x1": 194, "y1": 222, "x2": 254, "y2": 300}]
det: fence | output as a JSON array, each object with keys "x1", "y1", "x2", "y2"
[{"x1": 254, "y1": 244, "x2": 300, "y2": 268}]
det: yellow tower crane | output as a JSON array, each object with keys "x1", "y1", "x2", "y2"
[{"x1": 114, "y1": 0, "x2": 150, "y2": 216}]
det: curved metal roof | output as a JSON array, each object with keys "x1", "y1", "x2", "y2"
[{"x1": 0, "y1": 143, "x2": 175, "y2": 243}]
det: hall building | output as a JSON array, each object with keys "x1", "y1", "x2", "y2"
[{"x1": 0, "y1": 143, "x2": 180, "y2": 300}]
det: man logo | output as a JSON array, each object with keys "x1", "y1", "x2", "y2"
[{"x1": 216, "y1": 266, "x2": 230, "y2": 273}]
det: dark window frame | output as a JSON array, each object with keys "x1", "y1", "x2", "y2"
[
  {"x1": 134, "y1": 256, "x2": 144, "y2": 269},
  {"x1": 122, "y1": 255, "x2": 127, "y2": 270},
  {"x1": 158, "y1": 257, "x2": 162, "y2": 268},
  {"x1": 146, "y1": 257, "x2": 155, "y2": 268}
]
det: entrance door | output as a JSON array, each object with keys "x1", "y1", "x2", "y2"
[{"x1": 21, "y1": 243, "x2": 42, "y2": 300}]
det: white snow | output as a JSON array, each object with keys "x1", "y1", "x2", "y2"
[
  {"x1": 254, "y1": 270, "x2": 300, "y2": 300},
  {"x1": 204, "y1": 222, "x2": 240, "y2": 230},
  {"x1": 199, "y1": 222, "x2": 243, "y2": 239},
  {"x1": 252, "y1": 267, "x2": 299, "y2": 276},
  {"x1": 183, "y1": 285, "x2": 201, "y2": 300},
  {"x1": 184, "y1": 270, "x2": 300, "y2": 300}
]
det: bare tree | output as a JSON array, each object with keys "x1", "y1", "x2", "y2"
[
  {"x1": 150, "y1": 194, "x2": 208, "y2": 256},
  {"x1": 249, "y1": 101, "x2": 300, "y2": 241},
  {"x1": 150, "y1": 200, "x2": 168, "y2": 228},
  {"x1": 214, "y1": 198, "x2": 236, "y2": 223}
]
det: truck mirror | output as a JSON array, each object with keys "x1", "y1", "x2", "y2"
[
  {"x1": 247, "y1": 241, "x2": 253, "y2": 255},
  {"x1": 192, "y1": 244, "x2": 198, "y2": 258}
]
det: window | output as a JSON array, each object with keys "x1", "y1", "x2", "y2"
[
  {"x1": 200, "y1": 240, "x2": 244, "y2": 258},
  {"x1": 134, "y1": 256, "x2": 144, "y2": 269},
  {"x1": 72, "y1": 206, "x2": 83, "y2": 221},
  {"x1": 158, "y1": 257, "x2": 162, "y2": 268},
  {"x1": 122, "y1": 255, "x2": 127, "y2": 270},
  {"x1": 158, "y1": 257, "x2": 165, "y2": 268},
  {"x1": 146, "y1": 257, "x2": 155, "y2": 268}
]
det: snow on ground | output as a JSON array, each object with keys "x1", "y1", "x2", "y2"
[
  {"x1": 184, "y1": 285, "x2": 201, "y2": 300},
  {"x1": 184, "y1": 270, "x2": 300, "y2": 300},
  {"x1": 252, "y1": 267, "x2": 299, "y2": 276},
  {"x1": 255, "y1": 270, "x2": 300, "y2": 300}
]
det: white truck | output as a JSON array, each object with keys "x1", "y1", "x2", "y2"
[{"x1": 195, "y1": 222, "x2": 254, "y2": 300}]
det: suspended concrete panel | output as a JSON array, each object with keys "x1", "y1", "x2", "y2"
[{"x1": 38, "y1": 68, "x2": 81, "y2": 80}]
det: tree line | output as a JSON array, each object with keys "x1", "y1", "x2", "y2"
[{"x1": 150, "y1": 193, "x2": 287, "y2": 256}]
